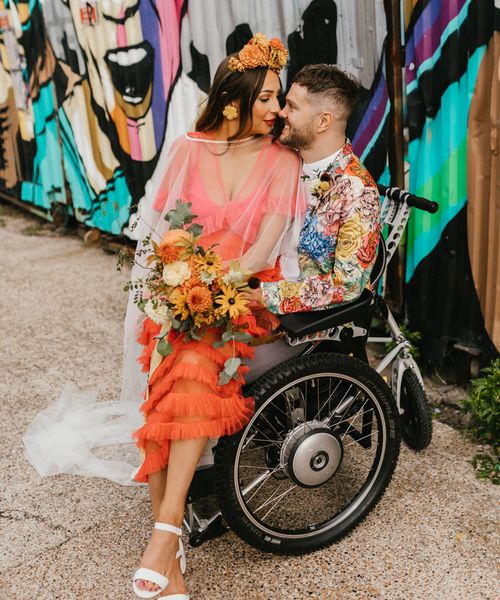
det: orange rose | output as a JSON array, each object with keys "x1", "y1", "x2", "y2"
[{"x1": 161, "y1": 229, "x2": 193, "y2": 246}]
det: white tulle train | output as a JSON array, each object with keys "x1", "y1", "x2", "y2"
[{"x1": 22, "y1": 384, "x2": 144, "y2": 486}]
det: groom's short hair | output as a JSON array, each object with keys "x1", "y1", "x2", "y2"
[{"x1": 293, "y1": 64, "x2": 360, "y2": 121}]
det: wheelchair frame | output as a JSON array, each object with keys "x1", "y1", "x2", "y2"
[{"x1": 182, "y1": 187, "x2": 430, "y2": 546}]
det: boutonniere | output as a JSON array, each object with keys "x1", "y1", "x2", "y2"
[{"x1": 309, "y1": 171, "x2": 334, "y2": 209}]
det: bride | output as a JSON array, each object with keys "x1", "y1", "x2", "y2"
[{"x1": 24, "y1": 33, "x2": 304, "y2": 599}]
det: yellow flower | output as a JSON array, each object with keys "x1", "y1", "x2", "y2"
[
  {"x1": 170, "y1": 287, "x2": 189, "y2": 320},
  {"x1": 280, "y1": 281, "x2": 301, "y2": 298},
  {"x1": 192, "y1": 251, "x2": 223, "y2": 276},
  {"x1": 336, "y1": 214, "x2": 364, "y2": 260},
  {"x1": 215, "y1": 285, "x2": 249, "y2": 319}
]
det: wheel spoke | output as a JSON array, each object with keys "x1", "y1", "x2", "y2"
[
  {"x1": 225, "y1": 359, "x2": 399, "y2": 545},
  {"x1": 256, "y1": 483, "x2": 298, "y2": 521},
  {"x1": 243, "y1": 463, "x2": 284, "y2": 502}
]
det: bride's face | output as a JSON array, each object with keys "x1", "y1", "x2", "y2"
[{"x1": 248, "y1": 70, "x2": 281, "y2": 135}]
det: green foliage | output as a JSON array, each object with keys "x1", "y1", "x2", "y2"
[
  {"x1": 156, "y1": 337, "x2": 173, "y2": 357},
  {"x1": 165, "y1": 199, "x2": 197, "y2": 228},
  {"x1": 385, "y1": 325, "x2": 422, "y2": 359},
  {"x1": 116, "y1": 247, "x2": 134, "y2": 271},
  {"x1": 464, "y1": 358, "x2": 500, "y2": 446},
  {"x1": 471, "y1": 453, "x2": 499, "y2": 485},
  {"x1": 218, "y1": 357, "x2": 242, "y2": 386}
]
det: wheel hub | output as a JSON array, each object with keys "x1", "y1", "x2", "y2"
[{"x1": 280, "y1": 421, "x2": 343, "y2": 488}]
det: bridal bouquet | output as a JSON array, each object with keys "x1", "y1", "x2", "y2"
[{"x1": 122, "y1": 200, "x2": 257, "y2": 384}]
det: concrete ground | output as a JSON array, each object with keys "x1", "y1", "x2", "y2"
[{"x1": 0, "y1": 209, "x2": 498, "y2": 600}]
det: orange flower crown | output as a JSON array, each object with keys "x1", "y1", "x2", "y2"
[{"x1": 228, "y1": 33, "x2": 288, "y2": 74}]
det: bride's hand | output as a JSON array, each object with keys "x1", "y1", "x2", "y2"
[{"x1": 241, "y1": 287, "x2": 263, "y2": 304}]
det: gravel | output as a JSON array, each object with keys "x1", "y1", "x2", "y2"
[{"x1": 0, "y1": 209, "x2": 498, "y2": 600}]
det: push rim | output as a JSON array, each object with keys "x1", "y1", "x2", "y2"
[{"x1": 233, "y1": 371, "x2": 389, "y2": 540}]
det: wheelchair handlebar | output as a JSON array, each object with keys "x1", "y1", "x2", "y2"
[{"x1": 377, "y1": 184, "x2": 439, "y2": 214}]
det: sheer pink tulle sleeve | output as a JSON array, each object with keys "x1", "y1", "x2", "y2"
[
  {"x1": 264, "y1": 144, "x2": 306, "y2": 216},
  {"x1": 153, "y1": 136, "x2": 191, "y2": 212}
]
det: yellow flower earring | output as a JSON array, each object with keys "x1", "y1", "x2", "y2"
[{"x1": 222, "y1": 104, "x2": 238, "y2": 120}]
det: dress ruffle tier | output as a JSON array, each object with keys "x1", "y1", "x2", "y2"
[{"x1": 133, "y1": 314, "x2": 266, "y2": 483}]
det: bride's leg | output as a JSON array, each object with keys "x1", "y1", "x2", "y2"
[
  {"x1": 137, "y1": 420, "x2": 208, "y2": 595},
  {"x1": 148, "y1": 467, "x2": 168, "y2": 520}
]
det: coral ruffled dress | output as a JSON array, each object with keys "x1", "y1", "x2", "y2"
[{"x1": 132, "y1": 134, "x2": 300, "y2": 482}]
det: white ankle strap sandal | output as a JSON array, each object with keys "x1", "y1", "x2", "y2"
[{"x1": 132, "y1": 523, "x2": 187, "y2": 599}]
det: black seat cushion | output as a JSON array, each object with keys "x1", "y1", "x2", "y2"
[{"x1": 278, "y1": 288, "x2": 373, "y2": 338}]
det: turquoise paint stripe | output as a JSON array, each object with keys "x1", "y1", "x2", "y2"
[
  {"x1": 377, "y1": 164, "x2": 390, "y2": 186},
  {"x1": 360, "y1": 100, "x2": 390, "y2": 163},
  {"x1": 57, "y1": 106, "x2": 132, "y2": 234},
  {"x1": 405, "y1": 46, "x2": 486, "y2": 281},
  {"x1": 406, "y1": 195, "x2": 466, "y2": 282},
  {"x1": 408, "y1": 45, "x2": 485, "y2": 189},
  {"x1": 407, "y1": 0, "x2": 472, "y2": 95}
]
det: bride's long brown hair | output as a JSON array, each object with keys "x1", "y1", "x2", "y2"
[{"x1": 195, "y1": 53, "x2": 268, "y2": 141}]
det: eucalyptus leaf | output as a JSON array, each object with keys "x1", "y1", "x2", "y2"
[
  {"x1": 231, "y1": 332, "x2": 253, "y2": 343},
  {"x1": 165, "y1": 199, "x2": 198, "y2": 227},
  {"x1": 223, "y1": 357, "x2": 241, "y2": 376},
  {"x1": 187, "y1": 223, "x2": 203, "y2": 237},
  {"x1": 218, "y1": 371, "x2": 231, "y2": 386},
  {"x1": 157, "y1": 338, "x2": 173, "y2": 357}
]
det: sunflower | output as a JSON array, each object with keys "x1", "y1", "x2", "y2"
[
  {"x1": 215, "y1": 285, "x2": 249, "y2": 319},
  {"x1": 170, "y1": 287, "x2": 189, "y2": 320},
  {"x1": 192, "y1": 250, "x2": 223, "y2": 276}
]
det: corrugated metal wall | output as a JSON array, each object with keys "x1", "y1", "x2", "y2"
[
  {"x1": 403, "y1": 0, "x2": 499, "y2": 360},
  {"x1": 0, "y1": 0, "x2": 388, "y2": 234},
  {"x1": 0, "y1": 0, "x2": 497, "y2": 361}
]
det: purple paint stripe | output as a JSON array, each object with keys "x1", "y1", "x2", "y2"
[
  {"x1": 140, "y1": 1, "x2": 164, "y2": 152},
  {"x1": 406, "y1": 0, "x2": 466, "y2": 84},
  {"x1": 352, "y1": 78, "x2": 388, "y2": 152},
  {"x1": 406, "y1": 0, "x2": 441, "y2": 63}
]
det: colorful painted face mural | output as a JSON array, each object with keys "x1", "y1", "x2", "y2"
[{"x1": 62, "y1": 0, "x2": 182, "y2": 162}]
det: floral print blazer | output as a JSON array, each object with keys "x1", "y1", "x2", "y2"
[{"x1": 261, "y1": 141, "x2": 381, "y2": 314}]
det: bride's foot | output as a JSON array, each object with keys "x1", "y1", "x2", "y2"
[{"x1": 133, "y1": 524, "x2": 188, "y2": 597}]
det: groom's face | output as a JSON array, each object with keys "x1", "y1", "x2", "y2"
[{"x1": 279, "y1": 84, "x2": 317, "y2": 151}]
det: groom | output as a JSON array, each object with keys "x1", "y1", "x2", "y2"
[{"x1": 245, "y1": 63, "x2": 381, "y2": 380}]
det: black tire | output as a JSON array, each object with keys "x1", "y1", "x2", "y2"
[
  {"x1": 400, "y1": 368, "x2": 433, "y2": 451},
  {"x1": 215, "y1": 353, "x2": 400, "y2": 555}
]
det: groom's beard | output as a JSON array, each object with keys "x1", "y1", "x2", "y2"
[{"x1": 280, "y1": 121, "x2": 316, "y2": 151}]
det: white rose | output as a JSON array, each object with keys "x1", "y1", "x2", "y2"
[
  {"x1": 144, "y1": 301, "x2": 171, "y2": 325},
  {"x1": 163, "y1": 261, "x2": 191, "y2": 287}
]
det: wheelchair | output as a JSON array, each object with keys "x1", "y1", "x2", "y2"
[{"x1": 183, "y1": 186, "x2": 438, "y2": 555}]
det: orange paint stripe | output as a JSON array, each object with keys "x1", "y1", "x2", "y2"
[{"x1": 111, "y1": 105, "x2": 130, "y2": 155}]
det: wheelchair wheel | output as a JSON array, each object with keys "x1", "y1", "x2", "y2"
[
  {"x1": 215, "y1": 353, "x2": 400, "y2": 554},
  {"x1": 400, "y1": 368, "x2": 432, "y2": 451}
]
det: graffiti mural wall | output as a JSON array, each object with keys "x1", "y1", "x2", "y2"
[
  {"x1": 0, "y1": 0, "x2": 388, "y2": 235},
  {"x1": 1, "y1": 0, "x2": 496, "y2": 360},
  {"x1": 403, "y1": 0, "x2": 499, "y2": 360}
]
